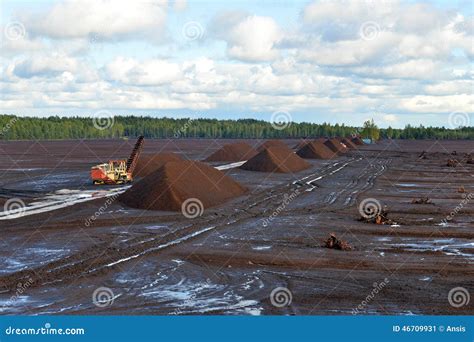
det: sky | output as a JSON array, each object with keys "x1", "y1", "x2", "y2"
[{"x1": 0, "y1": 0, "x2": 472, "y2": 128}]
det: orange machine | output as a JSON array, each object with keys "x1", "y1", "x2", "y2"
[{"x1": 90, "y1": 136, "x2": 144, "y2": 185}]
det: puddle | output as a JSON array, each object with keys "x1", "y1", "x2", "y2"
[
  {"x1": 0, "y1": 247, "x2": 71, "y2": 275},
  {"x1": 0, "y1": 186, "x2": 129, "y2": 220},
  {"x1": 138, "y1": 277, "x2": 262, "y2": 315},
  {"x1": 377, "y1": 237, "x2": 392, "y2": 242},
  {"x1": 385, "y1": 239, "x2": 474, "y2": 260},
  {"x1": 252, "y1": 246, "x2": 272, "y2": 251}
]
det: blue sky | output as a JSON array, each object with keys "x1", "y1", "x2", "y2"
[{"x1": 0, "y1": 0, "x2": 472, "y2": 128}]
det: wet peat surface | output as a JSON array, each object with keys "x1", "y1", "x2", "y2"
[{"x1": 0, "y1": 139, "x2": 472, "y2": 315}]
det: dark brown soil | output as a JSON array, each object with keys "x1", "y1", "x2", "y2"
[
  {"x1": 351, "y1": 137, "x2": 364, "y2": 145},
  {"x1": 324, "y1": 138, "x2": 348, "y2": 154},
  {"x1": 293, "y1": 139, "x2": 311, "y2": 149},
  {"x1": 296, "y1": 141, "x2": 335, "y2": 159},
  {"x1": 341, "y1": 138, "x2": 357, "y2": 149},
  {"x1": 120, "y1": 160, "x2": 246, "y2": 211},
  {"x1": 0, "y1": 138, "x2": 472, "y2": 316},
  {"x1": 257, "y1": 140, "x2": 292, "y2": 153},
  {"x1": 204, "y1": 142, "x2": 258, "y2": 162},
  {"x1": 134, "y1": 153, "x2": 183, "y2": 177},
  {"x1": 240, "y1": 146, "x2": 310, "y2": 173}
]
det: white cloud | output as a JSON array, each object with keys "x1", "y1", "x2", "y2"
[
  {"x1": 401, "y1": 94, "x2": 473, "y2": 113},
  {"x1": 0, "y1": 0, "x2": 472, "y2": 125},
  {"x1": 103, "y1": 57, "x2": 182, "y2": 86},
  {"x1": 13, "y1": 54, "x2": 79, "y2": 78},
  {"x1": 173, "y1": 0, "x2": 187, "y2": 12},
  {"x1": 212, "y1": 14, "x2": 282, "y2": 62},
  {"x1": 20, "y1": 0, "x2": 168, "y2": 42}
]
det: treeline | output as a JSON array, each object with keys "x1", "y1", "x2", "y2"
[{"x1": 0, "y1": 115, "x2": 472, "y2": 140}]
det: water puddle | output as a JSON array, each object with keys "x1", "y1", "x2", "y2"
[
  {"x1": 385, "y1": 239, "x2": 474, "y2": 260},
  {"x1": 252, "y1": 246, "x2": 272, "y2": 251}
]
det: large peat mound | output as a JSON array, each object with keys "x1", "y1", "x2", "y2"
[
  {"x1": 257, "y1": 140, "x2": 292, "y2": 153},
  {"x1": 324, "y1": 138, "x2": 348, "y2": 154},
  {"x1": 134, "y1": 153, "x2": 183, "y2": 177},
  {"x1": 204, "y1": 142, "x2": 258, "y2": 162},
  {"x1": 120, "y1": 160, "x2": 246, "y2": 211},
  {"x1": 240, "y1": 146, "x2": 310, "y2": 173},
  {"x1": 293, "y1": 139, "x2": 310, "y2": 150},
  {"x1": 341, "y1": 138, "x2": 357, "y2": 149},
  {"x1": 351, "y1": 137, "x2": 364, "y2": 145},
  {"x1": 296, "y1": 141, "x2": 335, "y2": 159}
]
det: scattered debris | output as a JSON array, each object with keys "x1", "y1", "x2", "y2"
[
  {"x1": 323, "y1": 233, "x2": 352, "y2": 251},
  {"x1": 446, "y1": 159, "x2": 460, "y2": 167},
  {"x1": 418, "y1": 151, "x2": 427, "y2": 159},
  {"x1": 411, "y1": 197, "x2": 433, "y2": 204},
  {"x1": 451, "y1": 151, "x2": 457, "y2": 156},
  {"x1": 359, "y1": 205, "x2": 394, "y2": 225},
  {"x1": 458, "y1": 186, "x2": 466, "y2": 193}
]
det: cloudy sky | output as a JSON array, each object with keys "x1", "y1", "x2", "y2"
[{"x1": 0, "y1": 0, "x2": 472, "y2": 128}]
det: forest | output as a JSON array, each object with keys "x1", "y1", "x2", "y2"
[{"x1": 0, "y1": 115, "x2": 472, "y2": 140}]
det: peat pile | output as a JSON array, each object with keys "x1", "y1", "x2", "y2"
[
  {"x1": 324, "y1": 138, "x2": 348, "y2": 154},
  {"x1": 134, "y1": 153, "x2": 183, "y2": 177},
  {"x1": 351, "y1": 137, "x2": 364, "y2": 145},
  {"x1": 296, "y1": 141, "x2": 334, "y2": 159},
  {"x1": 257, "y1": 140, "x2": 292, "y2": 153},
  {"x1": 240, "y1": 146, "x2": 310, "y2": 173},
  {"x1": 120, "y1": 160, "x2": 246, "y2": 211},
  {"x1": 293, "y1": 139, "x2": 310, "y2": 150},
  {"x1": 204, "y1": 142, "x2": 258, "y2": 162},
  {"x1": 341, "y1": 138, "x2": 357, "y2": 149}
]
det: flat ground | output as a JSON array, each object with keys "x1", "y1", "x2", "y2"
[{"x1": 0, "y1": 138, "x2": 472, "y2": 315}]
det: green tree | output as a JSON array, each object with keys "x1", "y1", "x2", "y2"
[{"x1": 361, "y1": 119, "x2": 380, "y2": 141}]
